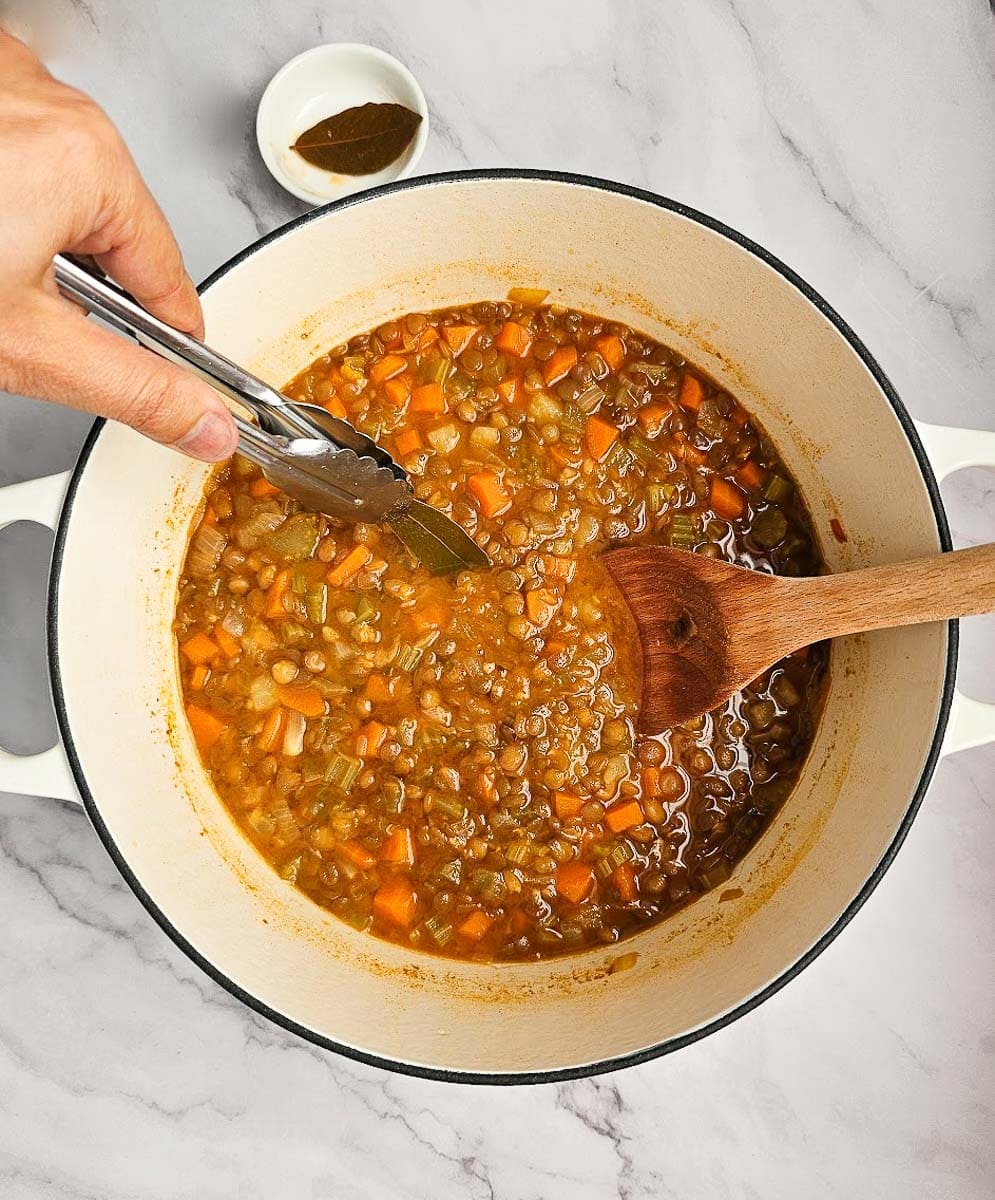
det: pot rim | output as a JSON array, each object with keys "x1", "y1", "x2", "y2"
[{"x1": 46, "y1": 169, "x2": 957, "y2": 1085}]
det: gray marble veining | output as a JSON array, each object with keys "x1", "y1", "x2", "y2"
[{"x1": 0, "y1": 2, "x2": 993, "y2": 1197}]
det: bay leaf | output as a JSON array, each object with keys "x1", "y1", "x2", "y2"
[{"x1": 291, "y1": 102, "x2": 422, "y2": 176}]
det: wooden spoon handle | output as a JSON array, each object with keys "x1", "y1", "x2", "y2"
[{"x1": 792, "y1": 543, "x2": 995, "y2": 645}]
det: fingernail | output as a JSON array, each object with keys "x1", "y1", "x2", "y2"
[{"x1": 174, "y1": 411, "x2": 238, "y2": 461}]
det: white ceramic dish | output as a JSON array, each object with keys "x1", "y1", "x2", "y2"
[
  {"x1": 2, "y1": 172, "x2": 994, "y2": 1083},
  {"x1": 256, "y1": 43, "x2": 429, "y2": 206}
]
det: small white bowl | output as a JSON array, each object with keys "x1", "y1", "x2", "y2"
[{"x1": 256, "y1": 43, "x2": 429, "y2": 206}]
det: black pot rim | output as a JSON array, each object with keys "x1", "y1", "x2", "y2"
[{"x1": 46, "y1": 169, "x2": 956, "y2": 1085}]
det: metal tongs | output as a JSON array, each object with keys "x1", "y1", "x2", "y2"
[{"x1": 53, "y1": 254, "x2": 489, "y2": 574}]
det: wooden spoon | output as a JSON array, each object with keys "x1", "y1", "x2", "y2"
[{"x1": 602, "y1": 543, "x2": 995, "y2": 733}]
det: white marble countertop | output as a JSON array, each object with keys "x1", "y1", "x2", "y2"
[{"x1": 1, "y1": 2, "x2": 993, "y2": 1196}]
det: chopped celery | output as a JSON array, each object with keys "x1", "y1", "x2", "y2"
[
  {"x1": 436, "y1": 859, "x2": 463, "y2": 886},
  {"x1": 560, "y1": 404, "x2": 585, "y2": 435},
  {"x1": 261, "y1": 513, "x2": 321, "y2": 562},
  {"x1": 355, "y1": 593, "x2": 377, "y2": 622},
  {"x1": 432, "y1": 794, "x2": 466, "y2": 821},
  {"x1": 282, "y1": 620, "x2": 309, "y2": 645},
  {"x1": 291, "y1": 567, "x2": 308, "y2": 595},
  {"x1": 647, "y1": 482, "x2": 676, "y2": 514},
  {"x1": 305, "y1": 582, "x2": 328, "y2": 625},
  {"x1": 595, "y1": 840, "x2": 635, "y2": 879},
  {"x1": 668, "y1": 513, "x2": 698, "y2": 550},
  {"x1": 575, "y1": 383, "x2": 605, "y2": 413},
  {"x1": 324, "y1": 750, "x2": 362, "y2": 792},
  {"x1": 630, "y1": 361, "x2": 672, "y2": 384},
  {"x1": 506, "y1": 841, "x2": 530, "y2": 865},
  {"x1": 628, "y1": 431, "x2": 656, "y2": 465},
  {"x1": 763, "y1": 474, "x2": 792, "y2": 504},
  {"x1": 753, "y1": 507, "x2": 788, "y2": 548},
  {"x1": 396, "y1": 643, "x2": 423, "y2": 672},
  {"x1": 423, "y1": 916, "x2": 454, "y2": 946},
  {"x1": 424, "y1": 351, "x2": 451, "y2": 386}
]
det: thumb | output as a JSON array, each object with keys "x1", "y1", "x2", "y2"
[{"x1": 11, "y1": 297, "x2": 238, "y2": 460}]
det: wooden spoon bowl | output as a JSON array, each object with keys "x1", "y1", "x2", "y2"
[{"x1": 603, "y1": 543, "x2": 995, "y2": 733}]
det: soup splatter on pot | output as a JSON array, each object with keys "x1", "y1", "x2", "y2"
[{"x1": 174, "y1": 294, "x2": 828, "y2": 961}]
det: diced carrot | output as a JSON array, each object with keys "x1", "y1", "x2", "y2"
[
  {"x1": 555, "y1": 862, "x2": 595, "y2": 905},
  {"x1": 525, "y1": 586, "x2": 559, "y2": 628},
  {"x1": 327, "y1": 545, "x2": 373, "y2": 588},
  {"x1": 641, "y1": 767, "x2": 660, "y2": 798},
  {"x1": 497, "y1": 376, "x2": 521, "y2": 405},
  {"x1": 323, "y1": 393, "x2": 348, "y2": 419},
  {"x1": 710, "y1": 476, "x2": 746, "y2": 520},
  {"x1": 264, "y1": 569, "x2": 292, "y2": 619},
  {"x1": 189, "y1": 664, "x2": 209, "y2": 690},
  {"x1": 180, "y1": 632, "x2": 220, "y2": 666},
  {"x1": 373, "y1": 877, "x2": 419, "y2": 928},
  {"x1": 186, "y1": 704, "x2": 226, "y2": 753},
  {"x1": 415, "y1": 326, "x2": 438, "y2": 351},
  {"x1": 541, "y1": 555, "x2": 576, "y2": 582},
  {"x1": 356, "y1": 720, "x2": 387, "y2": 758},
  {"x1": 339, "y1": 839, "x2": 377, "y2": 870},
  {"x1": 441, "y1": 325, "x2": 480, "y2": 355},
  {"x1": 365, "y1": 673, "x2": 398, "y2": 703},
  {"x1": 637, "y1": 402, "x2": 669, "y2": 437},
  {"x1": 255, "y1": 705, "x2": 286, "y2": 753},
  {"x1": 383, "y1": 374, "x2": 412, "y2": 407},
  {"x1": 594, "y1": 334, "x2": 625, "y2": 371},
  {"x1": 495, "y1": 321, "x2": 533, "y2": 357},
  {"x1": 468, "y1": 471, "x2": 511, "y2": 519},
  {"x1": 279, "y1": 685, "x2": 325, "y2": 718},
  {"x1": 734, "y1": 460, "x2": 765, "y2": 490},
  {"x1": 584, "y1": 415, "x2": 619, "y2": 462},
  {"x1": 410, "y1": 382, "x2": 446, "y2": 414},
  {"x1": 605, "y1": 799, "x2": 644, "y2": 833},
  {"x1": 542, "y1": 345, "x2": 578, "y2": 386},
  {"x1": 679, "y1": 373, "x2": 705, "y2": 411},
  {"x1": 458, "y1": 910, "x2": 494, "y2": 941},
  {"x1": 381, "y1": 827, "x2": 416, "y2": 866},
  {"x1": 614, "y1": 862, "x2": 638, "y2": 902},
  {"x1": 393, "y1": 428, "x2": 422, "y2": 456},
  {"x1": 213, "y1": 624, "x2": 241, "y2": 658},
  {"x1": 554, "y1": 791, "x2": 584, "y2": 820},
  {"x1": 249, "y1": 476, "x2": 281, "y2": 499},
  {"x1": 544, "y1": 639, "x2": 567, "y2": 659},
  {"x1": 369, "y1": 354, "x2": 407, "y2": 386}
]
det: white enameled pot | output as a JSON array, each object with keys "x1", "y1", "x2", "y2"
[{"x1": 2, "y1": 172, "x2": 994, "y2": 1083}]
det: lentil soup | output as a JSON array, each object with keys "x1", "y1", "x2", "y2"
[{"x1": 174, "y1": 294, "x2": 828, "y2": 961}]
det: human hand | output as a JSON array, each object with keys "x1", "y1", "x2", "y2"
[{"x1": 0, "y1": 33, "x2": 237, "y2": 461}]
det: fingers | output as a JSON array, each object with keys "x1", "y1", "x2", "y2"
[
  {"x1": 8, "y1": 296, "x2": 237, "y2": 460},
  {"x1": 72, "y1": 147, "x2": 206, "y2": 338}
]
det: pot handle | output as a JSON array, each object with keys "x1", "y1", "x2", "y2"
[
  {"x1": 914, "y1": 420, "x2": 995, "y2": 756},
  {"x1": 0, "y1": 471, "x2": 81, "y2": 804}
]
